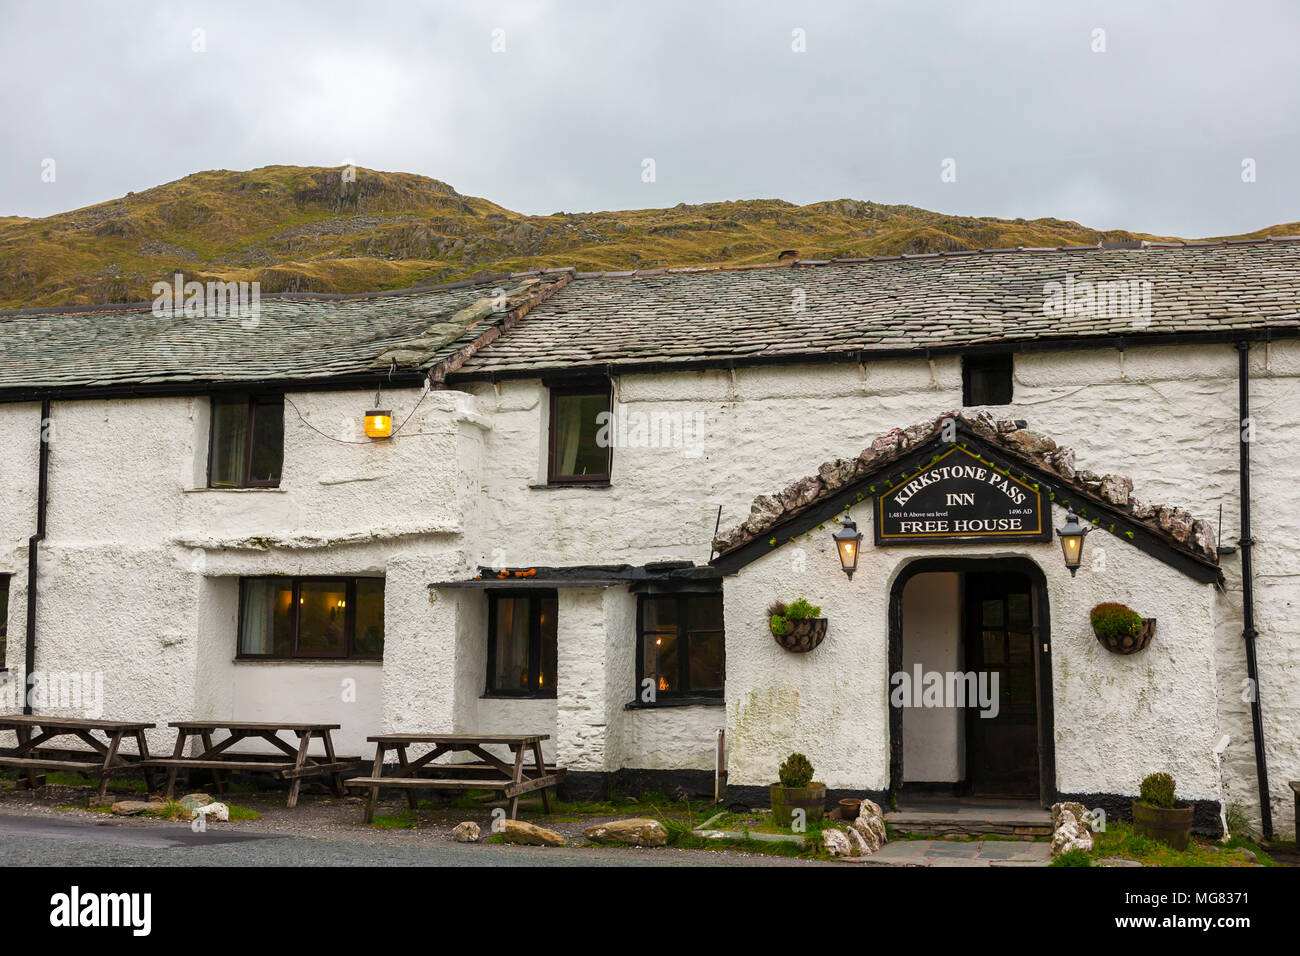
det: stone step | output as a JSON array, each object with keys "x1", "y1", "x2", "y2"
[{"x1": 885, "y1": 807, "x2": 1052, "y2": 839}]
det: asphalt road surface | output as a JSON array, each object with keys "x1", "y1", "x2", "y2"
[{"x1": 0, "y1": 813, "x2": 822, "y2": 867}]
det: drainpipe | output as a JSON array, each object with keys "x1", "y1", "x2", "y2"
[
  {"x1": 23, "y1": 398, "x2": 50, "y2": 715},
  {"x1": 1236, "y1": 342, "x2": 1272, "y2": 840}
]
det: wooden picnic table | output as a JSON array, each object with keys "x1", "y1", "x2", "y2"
[
  {"x1": 147, "y1": 721, "x2": 358, "y2": 808},
  {"x1": 0, "y1": 715, "x2": 156, "y2": 800},
  {"x1": 346, "y1": 733, "x2": 564, "y2": 823}
]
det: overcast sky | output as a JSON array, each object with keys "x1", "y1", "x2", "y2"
[{"x1": 1, "y1": 0, "x2": 1297, "y2": 236}]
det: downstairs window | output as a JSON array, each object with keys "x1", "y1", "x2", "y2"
[
  {"x1": 637, "y1": 593, "x2": 725, "y2": 700},
  {"x1": 487, "y1": 591, "x2": 558, "y2": 697},
  {"x1": 238, "y1": 577, "x2": 383, "y2": 660}
]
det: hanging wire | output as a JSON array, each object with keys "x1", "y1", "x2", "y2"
[{"x1": 282, "y1": 372, "x2": 435, "y2": 446}]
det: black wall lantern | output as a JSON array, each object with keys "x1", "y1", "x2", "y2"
[
  {"x1": 832, "y1": 517, "x2": 864, "y2": 579},
  {"x1": 1056, "y1": 512, "x2": 1090, "y2": 576}
]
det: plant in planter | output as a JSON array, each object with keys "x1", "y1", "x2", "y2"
[
  {"x1": 1090, "y1": 602, "x2": 1156, "y2": 655},
  {"x1": 768, "y1": 598, "x2": 827, "y2": 653},
  {"x1": 769, "y1": 752, "x2": 826, "y2": 828},
  {"x1": 1132, "y1": 771, "x2": 1195, "y2": 850}
]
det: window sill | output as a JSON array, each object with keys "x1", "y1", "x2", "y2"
[
  {"x1": 528, "y1": 481, "x2": 612, "y2": 490},
  {"x1": 233, "y1": 658, "x2": 382, "y2": 665},
  {"x1": 624, "y1": 697, "x2": 724, "y2": 710},
  {"x1": 479, "y1": 693, "x2": 558, "y2": 701},
  {"x1": 186, "y1": 486, "x2": 287, "y2": 494}
]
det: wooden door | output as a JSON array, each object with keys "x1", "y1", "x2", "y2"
[{"x1": 964, "y1": 572, "x2": 1039, "y2": 797}]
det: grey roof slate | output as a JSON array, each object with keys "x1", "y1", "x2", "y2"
[
  {"x1": 2, "y1": 241, "x2": 1299, "y2": 394},
  {"x1": 0, "y1": 275, "x2": 560, "y2": 393},
  {"x1": 455, "y1": 241, "x2": 1300, "y2": 375}
]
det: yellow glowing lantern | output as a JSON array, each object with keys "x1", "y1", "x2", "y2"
[
  {"x1": 1056, "y1": 512, "x2": 1091, "y2": 576},
  {"x1": 832, "y1": 517, "x2": 864, "y2": 580},
  {"x1": 364, "y1": 409, "x2": 393, "y2": 439}
]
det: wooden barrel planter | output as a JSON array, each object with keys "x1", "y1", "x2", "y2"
[
  {"x1": 770, "y1": 783, "x2": 827, "y2": 827},
  {"x1": 773, "y1": 618, "x2": 827, "y2": 653},
  {"x1": 1095, "y1": 618, "x2": 1156, "y2": 655},
  {"x1": 1131, "y1": 799, "x2": 1194, "y2": 850}
]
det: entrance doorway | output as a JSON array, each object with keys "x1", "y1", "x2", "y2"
[{"x1": 888, "y1": 558, "x2": 1055, "y2": 806}]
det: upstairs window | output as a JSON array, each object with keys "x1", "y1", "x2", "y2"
[
  {"x1": 238, "y1": 576, "x2": 384, "y2": 660},
  {"x1": 962, "y1": 354, "x2": 1013, "y2": 406},
  {"x1": 487, "y1": 591, "x2": 558, "y2": 697},
  {"x1": 209, "y1": 394, "x2": 284, "y2": 488},
  {"x1": 637, "y1": 593, "x2": 725, "y2": 700},
  {"x1": 547, "y1": 382, "x2": 611, "y2": 483}
]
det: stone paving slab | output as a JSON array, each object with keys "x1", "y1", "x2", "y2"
[{"x1": 860, "y1": 839, "x2": 1052, "y2": 867}]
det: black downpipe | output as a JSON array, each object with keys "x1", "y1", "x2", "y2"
[
  {"x1": 23, "y1": 398, "x2": 50, "y2": 715},
  {"x1": 1237, "y1": 342, "x2": 1272, "y2": 840}
]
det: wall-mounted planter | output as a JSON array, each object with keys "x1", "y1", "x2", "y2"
[
  {"x1": 1095, "y1": 617, "x2": 1156, "y2": 655},
  {"x1": 773, "y1": 618, "x2": 827, "y2": 653}
]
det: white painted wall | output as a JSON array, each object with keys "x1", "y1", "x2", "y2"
[
  {"x1": 901, "y1": 572, "x2": 963, "y2": 783},
  {"x1": 0, "y1": 339, "x2": 1294, "y2": 834},
  {"x1": 725, "y1": 500, "x2": 1223, "y2": 804}
]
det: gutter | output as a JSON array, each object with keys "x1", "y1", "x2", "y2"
[
  {"x1": 23, "y1": 398, "x2": 50, "y2": 715},
  {"x1": 1236, "y1": 341, "x2": 1273, "y2": 839},
  {"x1": 445, "y1": 326, "x2": 1300, "y2": 385},
  {"x1": 2, "y1": 326, "x2": 1299, "y2": 406}
]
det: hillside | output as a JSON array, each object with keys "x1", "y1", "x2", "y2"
[{"x1": 0, "y1": 165, "x2": 1292, "y2": 309}]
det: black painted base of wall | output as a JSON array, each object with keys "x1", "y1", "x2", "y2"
[
  {"x1": 1058, "y1": 791, "x2": 1223, "y2": 838},
  {"x1": 558, "y1": 770, "x2": 890, "y2": 813},
  {"x1": 558, "y1": 769, "x2": 720, "y2": 802}
]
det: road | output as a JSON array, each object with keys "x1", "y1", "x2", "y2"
[{"x1": 0, "y1": 813, "x2": 823, "y2": 866}]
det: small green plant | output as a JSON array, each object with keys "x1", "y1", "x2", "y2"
[
  {"x1": 767, "y1": 598, "x2": 822, "y2": 636},
  {"x1": 1052, "y1": 848, "x2": 1093, "y2": 867},
  {"x1": 1139, "y1": 772, "x2": 1177, "y2": 809},
  {"x1": 778, "y1": 752, "x2": 815, "y2": 789},
  {"x1": 1091, "y1": 602, "x2": 1143, "y2": 641}
]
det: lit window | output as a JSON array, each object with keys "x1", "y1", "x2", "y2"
[
  {"x1": 487, "y1": 591, "x2": 558, "y2": 696},
  {"x1": 638, "y1": 593, "x2": 725, "y2": 699},
  {"x1": 238, "y1": 577, "x2": 383, "y2": 660}
]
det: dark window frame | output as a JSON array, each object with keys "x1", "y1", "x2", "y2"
[
  {"x1": 0, "y1": 574, "x2": 9, "y2": 671},
  {"x1": 207, "y1": 393, "x2": 285, "y2": 489},
  {"x1": 962, "y1": 354, "x2": 1014, "y2": 407},
  {"x1": 236, "y1": 575, "x2": 384, "y2": 661},
  {"x1": 485, "y1": 589, "x2": 558, "y2": 699},
  {"x1": 635, "y1": 591, "x2": 725, "y2": 702},
  {"x1": 545, "y1": 381, "x2": 613, "y2": 485}
]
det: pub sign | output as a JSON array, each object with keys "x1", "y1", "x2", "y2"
[{"x1": 874, "y1": 445, "x2": 1051, "y2": 545}]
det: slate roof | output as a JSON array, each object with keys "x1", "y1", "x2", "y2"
[
  {"x1": 2, "y1": 240, "x2": 1299, "y2": 395},
  {"x1": 455, "y1": 240, "x2": 1300, "y2": 377},
  {"x1": 0, "y1": 272, "x2": 569, "y2": 395}
]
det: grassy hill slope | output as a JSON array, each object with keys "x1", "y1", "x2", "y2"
[{"x1": 0, "y1": 165, "x2": 1293, "y2": 309}]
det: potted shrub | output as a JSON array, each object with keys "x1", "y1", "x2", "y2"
[
  {"x1": 1090, "y1": 602, "x2": 1156, "y2": 655},
  {"x1": 1131, "y1": 772, "x2": 1194, "y2": 850},
  {"x1": 769, "y1": 752, "x2": 826, "y2": 827},
  {"x1": 768, "y1": 599, "x2": 827, "y2": 652}
]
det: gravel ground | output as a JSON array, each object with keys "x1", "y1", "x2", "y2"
[{"x1": 0, "y1": 782, "x2": 830, "y2": 867}]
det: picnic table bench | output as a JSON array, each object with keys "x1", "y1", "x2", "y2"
[
  {"x1": 346, "y1": 733, "x2": 564, "y2": 823},
  {"x1": 147, "y1": 721, "x2": 358, "y2": 808},
  {"x1": 0, "y1": 715, "x2": 156, "y2": 800}
]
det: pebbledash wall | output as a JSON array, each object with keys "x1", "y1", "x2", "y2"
[{"x1": 0, "y1": 339, "x2": 1295, "y2": 835}]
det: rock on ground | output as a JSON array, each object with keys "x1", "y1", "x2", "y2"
[
  {"x1": 109, "y1": 800, "x2": 153, "y2": 816},
  {"x1": 582, "y1": 818, "x2": 668, "y2": 847},
  {"x1": 194, "y1": 802, "x2": 229, "y2": 823},
  {"x1": 179, "y1": 793, "x2": 214, "y2": 814},
  {"x1": 500, "y1": 819, "x2": 567, "y2": 847},
  {"x1": 452, "y1": 821, "x2": 481, "y2": 843},
  {"x1": 823, "y1": 828, "x2": 853, "y2": 858}
]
